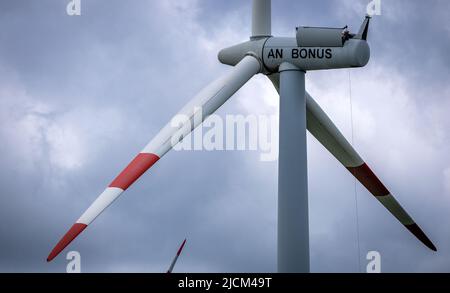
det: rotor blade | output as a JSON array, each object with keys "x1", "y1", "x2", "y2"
[
  {"x1": 355, "y1": 15, "x2": 371, "y2": 41},
  {"x1": 47, "y1": 55, "x2": 261, "y2": 262},
  {"x1": 252, "y1": 0, "x2": 271, "y2": 39},
  {"x1": 306, "y1": 93, "x2": 436, "y2": 251},
  {"x1": 266, "y1": 75, "x2": 436, "y2": 251},
  {"x1": 167, "y1": 239, "x2": 187, "y2": 273}
]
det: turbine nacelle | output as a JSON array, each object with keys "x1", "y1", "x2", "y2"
[{"x1": 218, "y1": 15, "x2": 371, "y2": 72}]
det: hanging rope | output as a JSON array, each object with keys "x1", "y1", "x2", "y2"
[{"x1": 348, "y1": 70, "x2": 362, "y2": 273}]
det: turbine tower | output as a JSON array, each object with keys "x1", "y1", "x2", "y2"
[{"x1": 47, "y1": 0, "x2": 436, "y2": 272}]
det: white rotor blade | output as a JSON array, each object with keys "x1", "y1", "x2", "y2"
[
  {"x1": 267, "y1": 74, "x2": 436, "y2": 251},
  {"x1": 47, "y1": 55, "x2": 261, "y2": 261},
  {"x1": 252, "y1": 0, "x2": 271, "y2": 38}
]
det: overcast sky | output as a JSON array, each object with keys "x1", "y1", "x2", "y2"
[{"x1": 0, "y1": 0, "x2": 449, "y2": 273}]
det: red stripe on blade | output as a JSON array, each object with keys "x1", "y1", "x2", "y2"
[
  {"x1": 347, "y1": 163, "x2": 389, "y2": 197},
  {"x1": 109, "y1": 153, "x2": 160, "y2": 190},
  {"x1": 47, "y1": 223, "x2": 87, "y2": 262},
  {"x1": 177, "y1": 239, "x2": 187, "y2": 256}
]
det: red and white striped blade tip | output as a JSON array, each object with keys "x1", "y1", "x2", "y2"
[
  {"x1": 47, "y1": 153, "x2": 160, "y2": 262},
  {"x1": 47, "y1": 223, "x2": 87, "y2": 262},
  {"x1": 347, "y1": 163, "x2": 437, "y2": 251},
  {"x1": 177, "y1": 239, "x2": 187, "y2": 256}
]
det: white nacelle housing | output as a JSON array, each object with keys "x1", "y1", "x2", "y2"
[
  {"x1": 296, "y1": 26, "x2": 344, "y2": 47},
  {"x1": 262, "y1": 37, "x2": 370, "y2": 71},
  {"x1": 218, "y1": 16, "x2": 371, "y2": 73}
]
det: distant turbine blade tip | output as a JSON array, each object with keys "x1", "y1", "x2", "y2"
[
  {"x1": 177, "y1": 239, "x2": 187, "y2": 256},
  {"x1": 47, "y1": 223, "x2": 88, "y2": 262}
]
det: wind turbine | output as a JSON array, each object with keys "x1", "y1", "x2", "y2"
[
  {"x1": 167, "y1": 239, "x2": 187, "y2": 273},
  {"x1": 47, "y1": 0, "x2": 436, "y2": 272}
]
